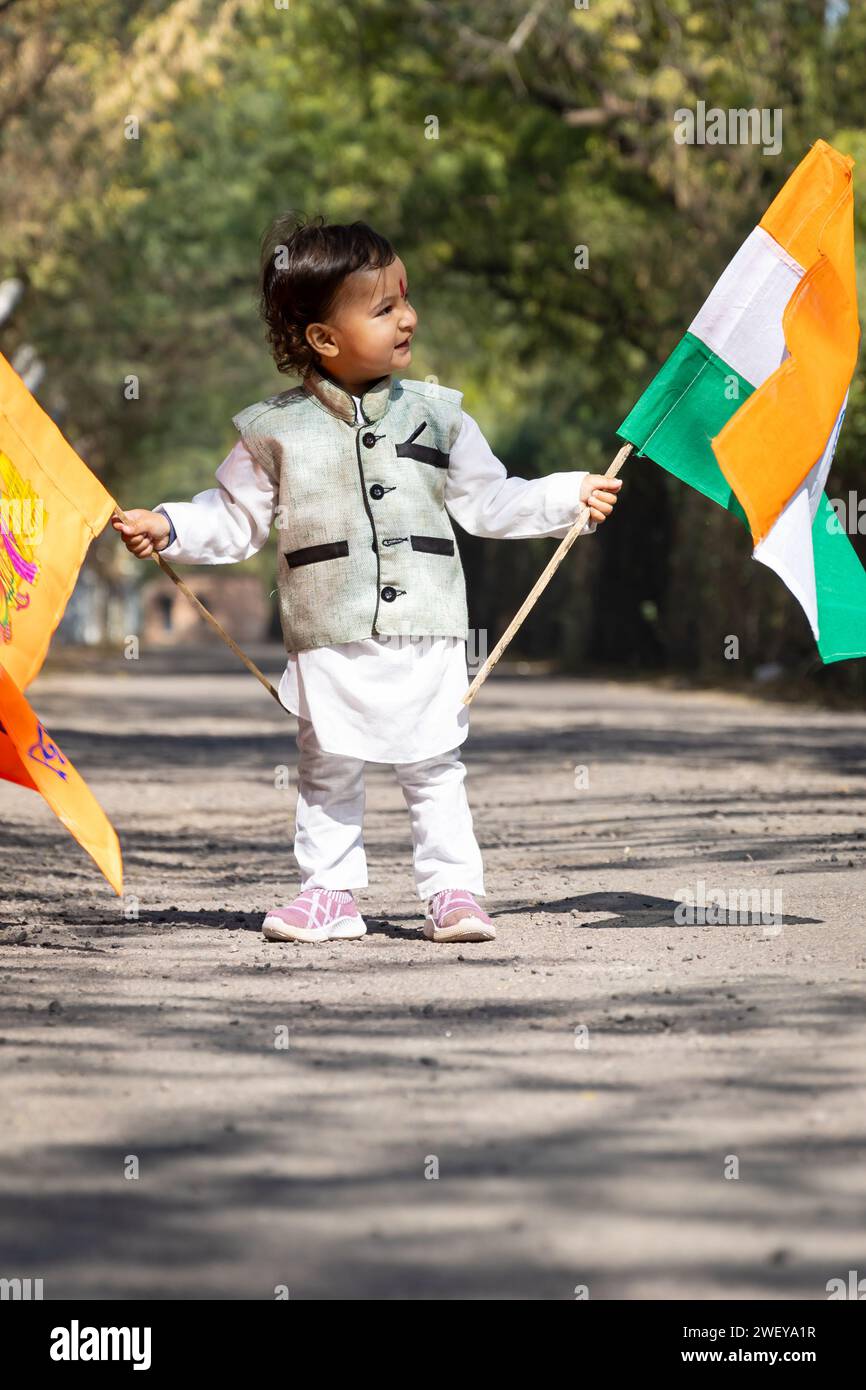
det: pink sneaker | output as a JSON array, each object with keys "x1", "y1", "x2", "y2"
[
  {"x1": 262, "y1": 888, "x2": 366, "y2": 943},
  {"x1": 423, "y1": 889, "x2": 496, "y2": 943}
]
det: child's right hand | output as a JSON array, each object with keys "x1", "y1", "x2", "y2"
[{"x1": 111, "y1": 509, "x2": 171, "y2": 558}]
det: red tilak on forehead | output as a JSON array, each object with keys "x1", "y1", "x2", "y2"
[{"x1": 399, "y1": 276, "x2": 406, "y2": 297}]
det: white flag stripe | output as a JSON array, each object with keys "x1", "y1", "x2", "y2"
[
  {"x1": 689, "y1": 226, "x2": 804, "y2": 388},
  {"x1": 753, "y1": 393, "x2": 848, "y2": 639}
]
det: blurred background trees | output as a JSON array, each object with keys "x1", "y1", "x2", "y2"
[{"x1": 2, "y1": 0, "x2": 865, "y2": 693}]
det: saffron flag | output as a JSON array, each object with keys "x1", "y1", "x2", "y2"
[
  {"x1": 1, "y1": 352, "x2": 123, "y2": 893},
  {"x1": 0, "y1": 662, "x2": 123, "y2": 894},
  {"x1": 618, "y1": 138, "x2": 863, "y2": 662},
  {"x1": 1, "y1": 349, "x2": 117, "y2": 688}
]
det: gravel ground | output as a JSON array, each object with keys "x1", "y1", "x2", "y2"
[{"x1": 1, "y1": 644, "x2": 865, "y2": 1300}]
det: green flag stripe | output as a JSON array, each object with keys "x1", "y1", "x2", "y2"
[
  {"x1": 812, "y1": 497, "x2": 866, "y2": 662},
  {"x1": 618, "y1": 331, "x2": 750, "y2": 522}
]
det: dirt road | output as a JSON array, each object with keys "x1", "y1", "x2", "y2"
[{"x1": 1, "y1": 645, "x2": 864, "y2": 1299}]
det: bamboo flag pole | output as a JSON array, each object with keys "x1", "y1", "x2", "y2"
[
  {"x1": 111, "y1": 504, "x2": 288, "y2": 711},
  {"x1": 462, "y1": 442, "x2": 634, "y2": 706}
]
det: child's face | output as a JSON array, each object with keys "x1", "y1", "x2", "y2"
[{"x1": 307, "y1": 255, "x2": 417, "y2": 383}]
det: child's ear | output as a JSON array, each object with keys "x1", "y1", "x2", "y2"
[{"x1": 306, "y1": 322, "x2": 337, "y2": 359}]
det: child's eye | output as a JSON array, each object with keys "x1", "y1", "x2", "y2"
[{"x1": 378, "y1": 305, "x2": 392, "y2": 315}]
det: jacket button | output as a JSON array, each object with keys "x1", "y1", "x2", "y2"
[
  {"x1": 380, "y1": 585, "x2": 397, "y2": 602},
  {"x1": 370, "y1": 483, "x2": 385, "y2": 499},
  {"x1": 362, "y1": 431, "x2": 377, "y2": 448}
]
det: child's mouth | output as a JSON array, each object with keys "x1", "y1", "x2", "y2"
[{"x1": 396, "y1": 338, "x2": 412, "y2": 351}]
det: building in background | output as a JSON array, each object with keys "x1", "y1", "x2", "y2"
[{"x1": 57, "y1": 529, "x2": 271, "y2": 648}]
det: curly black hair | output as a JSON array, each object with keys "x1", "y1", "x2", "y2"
[{"x1": 258, "y1": 213, "x2": 397, "y2": 377}]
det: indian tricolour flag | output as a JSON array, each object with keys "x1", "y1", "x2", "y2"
[{"x1": 618, "y1": 138, "x2": 863, "y2": 663}]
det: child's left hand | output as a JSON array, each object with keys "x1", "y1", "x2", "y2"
[{"x1": 579, "y1": 474, "x2": 623, "y2": 525}]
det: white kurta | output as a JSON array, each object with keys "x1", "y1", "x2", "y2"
[{"x1": 156, "y1": 396, "x2": 595, "y2": 762}]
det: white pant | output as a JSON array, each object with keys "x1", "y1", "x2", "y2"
[{"x1": 293, "y1": 717, "x2": 485, "y2": 900}]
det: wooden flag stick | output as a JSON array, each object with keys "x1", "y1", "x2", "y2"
[
  {"x1": 462, "y1": 442, "x2": 634, "y2": 706},
  {"x1": 111, "y1": 504, "x2": 288, "y2": 711}
]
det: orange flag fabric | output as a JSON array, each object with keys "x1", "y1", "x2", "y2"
[
  {"x1": 0, "y1": 662, "x2": 123, "y2": 894},
  {"x1": 0, "y1": 352, "x2": 123, "y2": 894},
  {"x1": 1, "y1": 350, "x2": 116, "y2": 689},
  {"x1": 714, "y1": 139, "x2": 859, "y2": 544}
]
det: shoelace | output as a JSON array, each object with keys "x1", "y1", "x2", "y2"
[
  {"x1": 296, "y1": 888, "x2": 353, "y2": 928},
  {"x1": 429, "y1": 888, "x2": 486, "y2": 924}
]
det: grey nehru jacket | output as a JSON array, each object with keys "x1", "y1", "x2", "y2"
[{"x1": 222, "y1": 363, "x2": 470, "y2": 654}]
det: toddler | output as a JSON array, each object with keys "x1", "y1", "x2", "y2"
[{"x1": 113, "y1": 217, "x2": 621, "y2": 944}]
